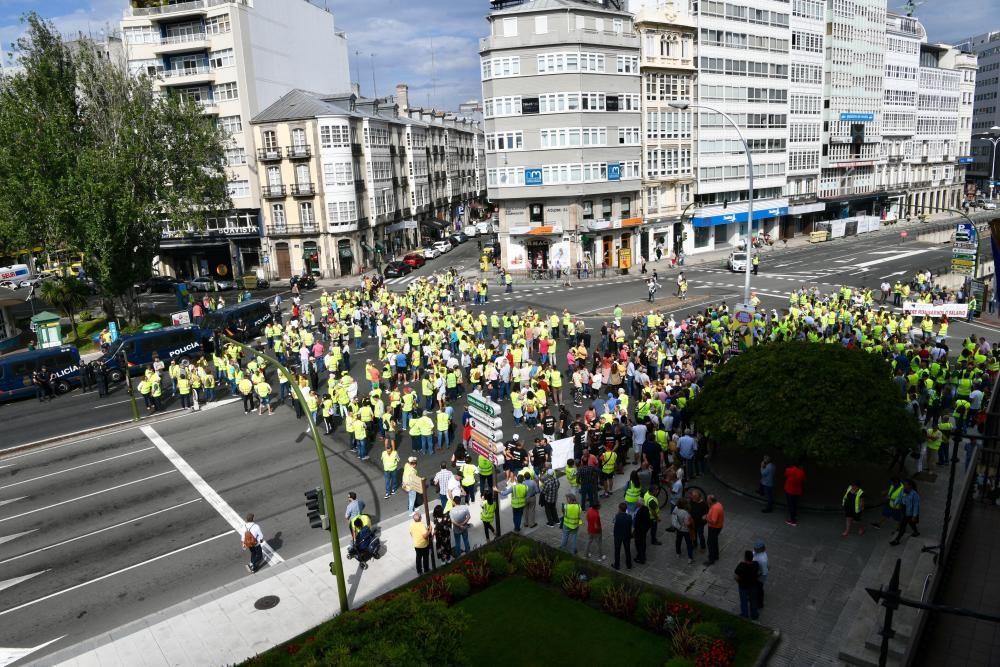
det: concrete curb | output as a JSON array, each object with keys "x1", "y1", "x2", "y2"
[{"x1": 753, "y1": 629, "x2": 782, "y2": 667}]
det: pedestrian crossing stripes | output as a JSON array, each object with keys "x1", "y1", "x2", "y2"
[{"x1": 383, "y1": 275, "x2": 418, "y2": 286}]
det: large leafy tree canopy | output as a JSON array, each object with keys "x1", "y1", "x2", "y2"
[
  {"x1": 0, "y1": 13, "x2": 230, "y2": 321},
  {"x1": 687, "y1": 341, "x2": 922, "y2": 466}
]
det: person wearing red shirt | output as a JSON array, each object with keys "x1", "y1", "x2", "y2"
[
  {"x1": 585, "y1": 502, "x2": 605, "y2": 560},
  {"x1": 784, "y1": 462, "x2": 806, "y2": 526},
  {"x1": 703, "y1": 495, "x2": 725, "y2": 565}
]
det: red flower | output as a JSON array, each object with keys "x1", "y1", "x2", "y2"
[{"x1": 285, "y1": 644, "x2": 301, "y2": 655}]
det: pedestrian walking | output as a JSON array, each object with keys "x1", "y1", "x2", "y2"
[
  {"x1": 612, "y1": 502, "x2": 633, "y2": 570},
  {"x1": 450, "y1": 497, "x2": 472, "y2": 556},
  {"x1": 783, "y1": 461, "x2": 806, "y2": 526},
  {"x1": 671, "y1": 499, "x2": 695, "y2": 564},
  {"x1": 870, "y1": 477, "x2": 903, "y2": 530},
  {"x1": 633, "y1": 497, "x2": 651, "y2": 564},
  {"x1": 758, "y1": 455, "x2": 775, "y2": 512},
  {"x1": 889, "y1": 479, "x2": 921, "y2": 546},
  {"x1": 703, "y1": 495, "x2": 725, "y2": 565},
  {"x1": 841, "y1": 480, "x2": 865, "y2": 537},
  {"x1": 410, "y1": 511, "x2": 431, "y2": 574},
  {"x1": 481, "y1": 489, "x2": 498, "y2": 542},
  {"x1": 241, "y1": 513, "x2": 267, "y2": 574},
  {"x1": 560, "y1": 493, "x2": 582, "y2": 554},
  {"x1": 584, "y1": 502, "x2": 605, "y2": 560},
  {"x1": 752, "y1": 540, "x2": 768, "y2": 610},
  {"x1": 734, "y1": 550, "x2": 761, "y2": 620},
  {"x1": 381, "y1": 441, "x2": 400, "y2": 499},
  {"x1": 344, "y1": 492, "x2": 365, "y2": 523}
]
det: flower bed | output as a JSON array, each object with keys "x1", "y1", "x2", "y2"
[{"x1": 243, "y1": 534, "x2": 771, "y2": 667}]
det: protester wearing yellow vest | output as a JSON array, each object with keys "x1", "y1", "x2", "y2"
[
  {"x1": 842, "y1": 482, "x2": 865, "y2": 537},
  {"x1": 557, "y1": 494, "x2": 583, "y2": 554},
  {"x1": 255, "y1": 379, "x2": 272, "y2": 415},
  {"x1": 500, "y1": 474, "x2": 529, "y2": 532},
  {"x1": 461, "y1": 461, "x2": 479, "y2": 502},
  {"x1": 381, "y1": 442, "x2": 400, "y2": 499}
]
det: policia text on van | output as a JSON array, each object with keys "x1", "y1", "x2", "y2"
[
  {"x1": 0, "y1": 346, "x2": 82, "y2": 401},
  {"x1": 101, "y1": 325, "x2": 212, "y2": 381}
]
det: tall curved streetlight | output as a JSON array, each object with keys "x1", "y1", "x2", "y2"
[
  {"x1": 669, "y1": 100, "x2": 754, "y2": 310},
  {"x1": 977, "y1": 126, "x2": 1000, "y2": 202}
]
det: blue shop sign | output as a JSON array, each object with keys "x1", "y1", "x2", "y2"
[
  {"x1": 608, "y1": 162, "x2": 621, "y2": 181},
  {"x1": 525, "y1": 168, "x2": 543, "y2": 186},
  {"x1": 957, "y1": 157, "x2": 974, "y2": 164},
  {"x1": 840, "y1": 112, "x2": 874, "y2": 122},
  {"x1": 693, "y1": 206, "x2": 788, "y2": 228}
]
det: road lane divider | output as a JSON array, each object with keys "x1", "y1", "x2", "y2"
[
  {"x1": 0, "y1": 531, "x2": 230, "y2": 618},
  {"x1": 0, "y1": 569, "x2": 48, "y2": 593},
  {"x1": 140, "y1": 425, "x2": 284, "y2": 565},
  {"x1": 0, "y1": 471, "x2": 175, "y2": 525},
  {"x1": 0, "y1": 530, "x2": 36, "y2": 548},
  {"x1": 0, "y1": 499, "x2": 203, "y2": 566},
  {"x1": 0, "y1": 447, "x2": 156, "y2": 491}
]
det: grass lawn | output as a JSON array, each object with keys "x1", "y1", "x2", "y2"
[{"x1": 455, "y1": 577, "x2": 673, "y2": 666}]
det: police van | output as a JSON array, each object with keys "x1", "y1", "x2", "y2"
[
  {"x1": 0, "y1": 345, "x2": 82, "y2": 401},
  {"x1": 101, "y1": 325, "x2": 211, "y2": 382},
  {"x1": 196, "y1": 300, "x2": 273, "y2": 340}
]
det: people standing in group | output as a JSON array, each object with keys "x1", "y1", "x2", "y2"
[
  {"x1": 449, "y1": 497, "x2": 472, "y2": 557},
  {"x1": 783, "y1": 461, "x2": 806, "y2": 527},
  {"x1": 612, "y1": 502, "x2": 633, "y2": 570},
  {"x1": 734, "y1": 550, "x2": 761, "y2": 620},
  {"x1": 481, "y1": 489, "x2": 498, "y2": 542},
  {"x1": 401, "y1": 456, "x2": 423, "y2": 513},
  {"x1": 752, "y1": 540, "x2": 768, "y2": 610},
  {"x1": 671, "y1": 499, "x2": 695, "y2": 564},
  {"x1": 541, "y1": 468, "x2": 561, "y2": 527},
  {"x1": 560, "y1": 493, "x2": 582, "y2": 554},
  {"x1": 633, "y1": 497, "x2": 651, "y2": 564},
  {"x1": 432, "y1": 505, "x2": 453, "y2": 564},
  {"x1": 584, "y1": 501, "x2": 605, "y2": 560},
  {"x1": 871, "y1": 477, "x2": 903, "y2": 530},
  {"x1": 703, "y1": 495, "x2": 725, "y2": 566}
]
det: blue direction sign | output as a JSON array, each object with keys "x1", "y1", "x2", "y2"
[{"x1": 840, "y1": 112, "x2": 874, "y2": 122}]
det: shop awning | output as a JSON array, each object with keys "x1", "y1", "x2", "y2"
[
  {"x1": 422, "y1": 218, "x2": 450, "y2": 230},
  {"x1": 527, "y1": 226, "x2": 556, "y2": 235}
]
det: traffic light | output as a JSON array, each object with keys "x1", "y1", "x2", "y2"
[{"x1": 305, "y1": 487, "x2": 329, "y2": 530}]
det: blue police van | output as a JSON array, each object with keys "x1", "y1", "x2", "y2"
[
  {"x1": 101, "y1": 325, "x2": 212, "y2": 382},
  {"x1": 196, "y1": 300, "x2": 273, "y2": 340},
  {"x1": 0, "y1": 345, "x2": 83, "y2": 401}
]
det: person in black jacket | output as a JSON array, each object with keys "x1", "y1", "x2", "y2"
[
  {"x1": 633, "y1": 497, "x2": 651, "y2": 564},
  {"x1": 613, "y1": 502, "x2": 633, "y2": 570}
]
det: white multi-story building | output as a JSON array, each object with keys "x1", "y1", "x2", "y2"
[
  {"x1": 481, "y1": 0, "x2": 643, "y2": 273},
  {"x1": 633, "y1": 0, "x2": 695, "y2": 261},
  {"x1": 120, "y1": 0, "x2": 349, "y2": 280},
  {"x1": 250, "y1": 88, "x2": 485, "y2": 278},
  {"x1": 956, "y1": 30, "x2": 1000, "y2": 195}
]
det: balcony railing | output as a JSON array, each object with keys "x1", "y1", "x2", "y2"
[
  {"x1": 159, "y1": 32, "x2": 208, "y2": 46},
  {"x1": 261, "y1": 185, "x2": 286, "y2": 198},
  {"x1": 161, "y1": 65, "x2": 211, "y2": 79},
  {"x1": 267, "y1": 223, "x2": 318, "y2": 236},
  {"x1": 129, "y1": 0, "x2": 240, "y2": 17},
  {"x1": 290, "y1": 183, "x2": 315, "y2": 196},
  {"x1": 257, "y1": 147, "x2": 282, "y2": 161},
  {"x1": 285, "y1": 144, "x2": 312, "y2": 159}
]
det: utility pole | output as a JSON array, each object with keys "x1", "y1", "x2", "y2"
[
  {"x1": 370, "y1": 53, "x2": 377, "y2": 99},
  {"x1": 221, "y1": 335, "x2": 349, "y2": 612}
]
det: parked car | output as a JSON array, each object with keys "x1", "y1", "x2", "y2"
[
  {"x1": 464, "y1": 225, "x2": 479, "y2": 238},
  {"x1": 138, "y1": 276, "x2": 180, "y2": 293},
  {"x1": 402, "y1": 253, "x2": 426, "y2": 268},
  {"x1": 214, "y1": 278, "x2": 236, "y2": 291},
  {"x1": 290, "y1": 274, "x2": 317, "y2": 290},
  {"x1": 728, "y1": 251, "x2": 748, "y2": 273},
  {"x1": 975, "y1": 198, "x2": 997, "y2": 210},
  {"x1": 422, "y1": 247, "x2": 440, "y2": 260},
  {"x1": 383, "y1": 261, "x2": 412, "y2": 278},
  {"x1": 188, "y1": 277, "x2": 219, "y2": 292},
  {"x1": 432, "y1": 240, "x2": 452, "y2": 255}
]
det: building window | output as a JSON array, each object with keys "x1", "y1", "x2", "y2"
[
  {"x1": 292, "y1": 128, "x2": 306, "y2": 148},
  {"x1": 214, "y1": 82, "x2": 239, "y2": 101},
  {"x1": 529, "y1": 203, "x2": 544, "y2": 223},
  {"x1": 326, "y1": 200, "x2": 357, "y2": 225},
  {"x1": 299, "y1": 202, "x2": 314, "y2": 228},
  {"x1": 208, "y1": 48, "x2": 234, "y2": 69},
  {"x1": 618, "y1": 127, "x2": 641, "y2": 145},
  {"x1": 218, "y1": 115, "x2": 242, "y2": 135},
  {"x1": 262, "y1": 131, "x2": 278, "y2": 152},
  {"x1": 224, "y1": 147, "x2": 246, "y2": 166},
  {"x1": 320, "y1": 125, "x2": 350, "y2": 149},
  {"x1": 271, "y1": 203, "x2": 286, "y2": 227},
  {"x1": 616, "y1": 55, "x2": 639, "y2": 74},
  {"x1": 267, "y1": 166, "x2": 282, "y2": 188},
  {"x1": 205, "y1": 15, "x2": 231, "y2": 35},
  {"x1": 621, "y1": 197, "x2": 631, "y2": 218},
  {"x1": 227, "y1": 180, "x2": 250, "y2": 198},
  {"x1": 602, "y1": 199, "x2": 613, "y2": 219},
  {"x1": 502, "y1": 17, "x2": 517, "y2": 37},
  {"x1": 535, "y1": 16, "x2": 547, "y2": 34},
  {"x1": 323, "y1": 161, "x2": 353, "y2": 187},
  {"x1": 582, "y1": 200, "x2": 594, "y2": 220}
]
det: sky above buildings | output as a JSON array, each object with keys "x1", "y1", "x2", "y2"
[{"x1": 0, "y1": 0, "x2": 998, "y2": 111}]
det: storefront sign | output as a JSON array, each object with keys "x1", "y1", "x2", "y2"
[
  {"x1": 608, "y1": 163, "x2": 621, "y2": 181},
  {"x1": 509, "y1": 224, "x2": 563, "y2": 236},
  {"x1": 840, "y1": 112, "x2": 874, "y2": 122},
  {"x1": 525, "y1": 168, "x2": 543, "y2": 186},
  {"x1": 693, "y1": 207, "x2": 788, "y2": 228},
  {"x1": 957, "y1": 157, "x2": 974, "y2": 164},
  {"x1": 902, "y1": 302, "x2": 969, "y2": 318}
]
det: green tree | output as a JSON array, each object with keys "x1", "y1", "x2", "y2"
[
  {"x1": 0, "y1": 13, "x2": 80, "y2": 262},
  {"x1": 37, "y1": 277, "x2": 90, "y2": 342},
  {"x1": 687, "y1": 342, "x2": 921, "y2": 466},
  {"x1": 0, "y1": 13, "x2": 230, "y2": 322}
]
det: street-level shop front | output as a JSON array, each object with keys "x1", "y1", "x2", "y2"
[{"x1": 688, "y1": 202, "x2": 788, "y2": 253}]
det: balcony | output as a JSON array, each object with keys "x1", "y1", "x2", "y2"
[
  {"x1": 128, "y1": 0, "x2": 238, "y2": 18},
  {"x1": 389, "y1": 145, "x2": 397, "y2": 156},
  {"x1": 351, "y1": 143, "x2": 363, "y2": 157},
  {"x1": 155, "y1": 32, "x2": 209, "y2": 53},
  {"x1": 267, "y1": 223, "x2": 318, "y2": 236},
  {"x1": 289, "y1": 183, "x2": 315, "y2": 197},
  {"x1": 160, "y1": 65, "x2": 213, "y2": 84},
  {"x1": 400, "y1": 176, "x2": 409, "y2": 188},
  {"x1": 261, "y1": 185, "x2": 286, "y2": 198},
  {"x1": 285, "y1": 144, "x2": 312, "y2": 160},
  {"x1": 399, "y1": 146, "x2": 407, "y2": 159},
  {"x1": 354, "y1": 180, "x2": 366, "y2": 193},
  {"x1": 258, "y1": 147, "x2": 282, "y2": 161}
]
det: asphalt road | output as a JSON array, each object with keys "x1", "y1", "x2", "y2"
[{"x1": 1, "y1": 227, "x2": 995, "y2": 664}]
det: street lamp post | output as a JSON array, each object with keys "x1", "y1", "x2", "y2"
[
  {"x1": 669, "y1": 101, "x2": 754, "y2": 308},
  {"x1": 977, "y1": 126, "x2": 1000, "y2": 202}
]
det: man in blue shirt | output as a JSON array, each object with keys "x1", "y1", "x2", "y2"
[
  {"x1": 889, "y1": 479, "x2": 920, "y2": 546},
  {"x1": 612, "y1": 502, "x2": 633, "y2": 570},
  {"x1": 677, "y1": 431, "x2": 698, "y2": 480}
]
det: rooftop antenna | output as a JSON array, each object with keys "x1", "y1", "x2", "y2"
[
  {"x1": 370, "y1": 53, "x2": 377, "y2": 99},
  {"x1": 430, "y1": 40, "x2": 437, "y2": 105},
  {"x1": 895, "y1": 0, "x2": 926, "y2": 16},
  {"x1": 354, "y1": 49, "x2": 361, "y2": 94}
]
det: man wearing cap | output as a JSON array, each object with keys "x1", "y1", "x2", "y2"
[
  {"x1": 402, "y1": 456, "x2": 423, "y2": 513},
  {"x1": 752, "y1": 540, "x2": 769, "y2": 610}
]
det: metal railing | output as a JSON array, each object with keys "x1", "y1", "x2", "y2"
[
  {"x1": 160, "y1": 32, "x2": 208, "y2": 46},
  {"x1": 129, "y1": 0, "x2": 241, "y2": 17},
  {"x1": 285, "y1": 145, "x2": 312, "y2": 159},
  {"x1": 161, "y1": 65, "x2": 211, "y2": 79},
  {"x1": 261, "y1": 185, "x2": 285, "y2": 198},
  {"x1": 289, "y1": 183, "x2": 315, "y2": 196}
]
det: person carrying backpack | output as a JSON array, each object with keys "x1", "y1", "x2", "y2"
[{"x1": 242, "y1": 513, "x2": 267, "y2": 573}]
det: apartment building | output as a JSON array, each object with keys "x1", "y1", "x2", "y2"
[
  {"x1": 956, "y1": 30, "x2": 1000, "y2": 195},
  {"x1": 481, "y1": 0, "x2": 643, "y2": 272},
  {"x1": 632, "y1": 0, "x2": 696, "y2": 261},
  {"x1": 120, "y1": 0, "x2": 349, "y2": 281},
  {"x1": 250, "y1": 88, "x2": 485, "y2": 279}
]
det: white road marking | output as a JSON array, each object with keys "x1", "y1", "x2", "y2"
[
  {"x1": 0, "y1": 447, "x2": 156, "y2": 491},
  {"x1": 0, "y1": 569, "x2": 48, "y2": 593},
  {"x1": 140, "y1": 425, "x2": 284, "y2": 565},
  {"x1": 92, "y1": 399, "x2": 132, "y2": 409},
  {"x1": 0, "y1": 499, "x2": 202, "y2": 566},
  {"x1": 833, "y1": 258, "x2": 857, "y2": 263},
  {"x1": 0, "y1": 636, "x2": 65, "y2": 666},
  {"x1": 0, "y1": 498, "x2": 25, "y2": 509},
  {"x1": 853, "y1": 248, "x2": 933, "y2": 267},
  {"x1": 880, "y1": 270, "x2": 908, "y2": 279},
  {"x1": 0, "y1": 531, "x2": 230, "y2": 618},
  {"x1": 0, "y1": 472, "x2": 174, "y2": 525},
  {"x1": 0, "y1": 530, "x2": 35, "y2": 547}
]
